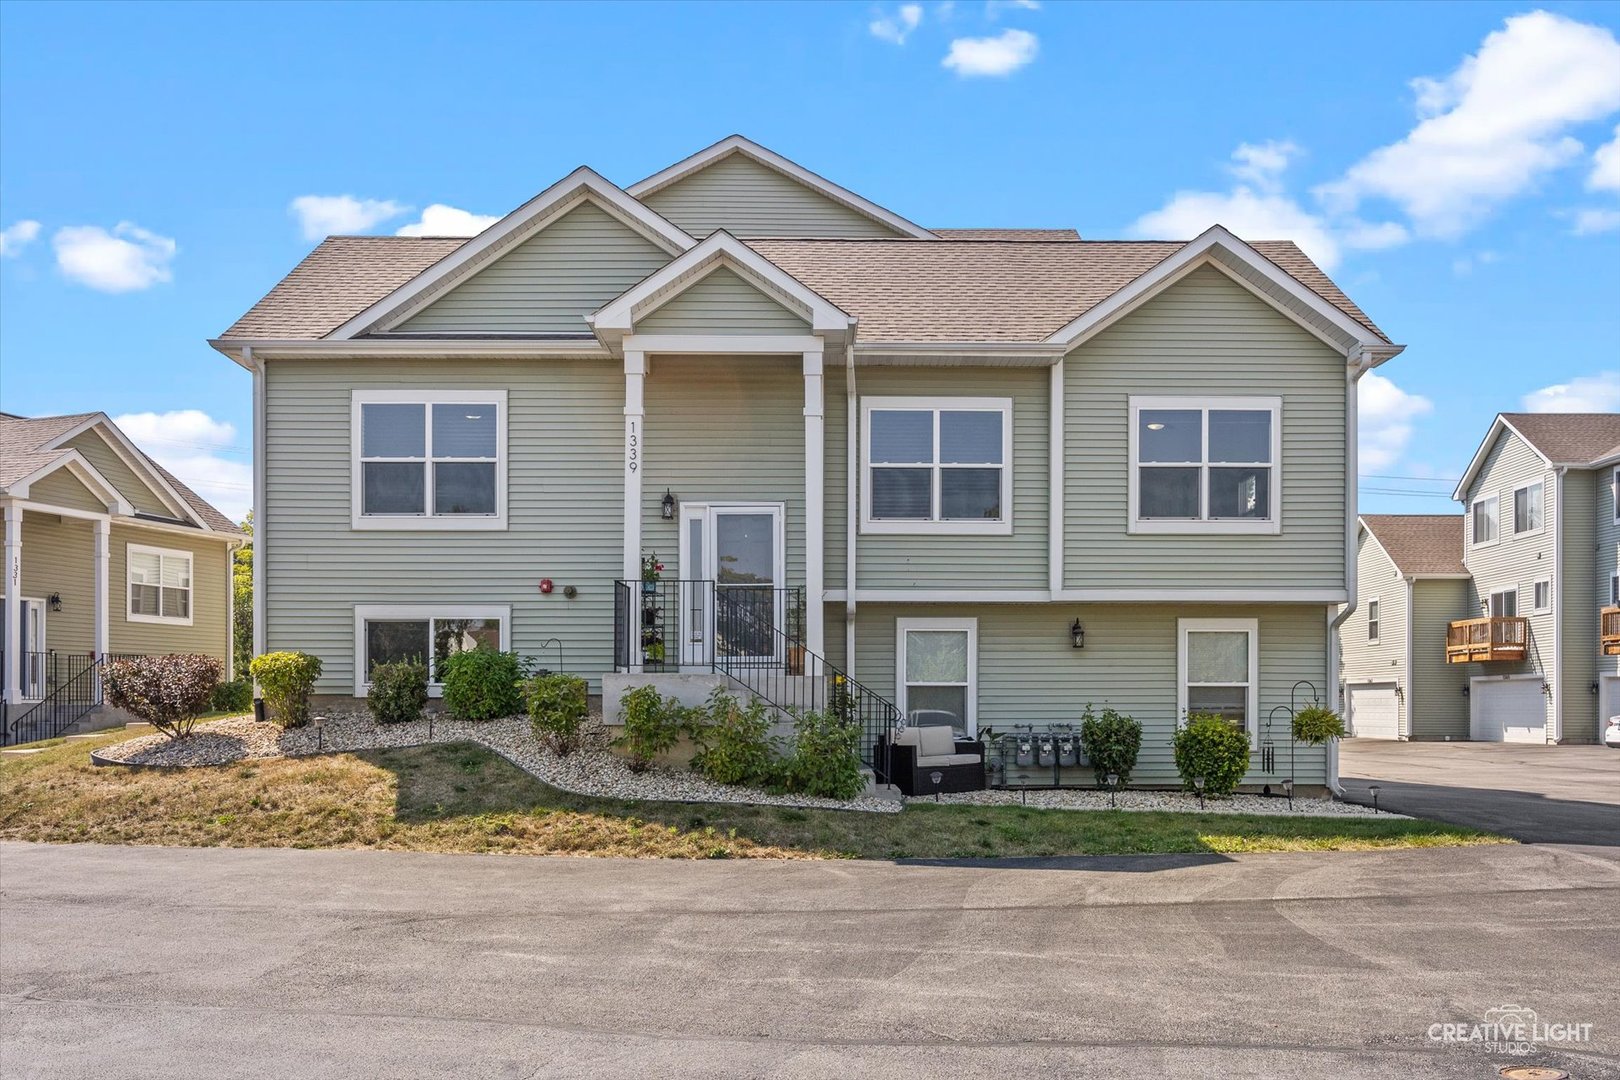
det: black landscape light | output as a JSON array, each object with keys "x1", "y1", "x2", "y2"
[
  {"x1": 1107, "y1": 772, "x2": 1119, "y2": 808},
  {"x1": 1282, "y1": 777, "x2": 1294, "y2": 812},
  {"x1": 930, "y1": 770, "x2": 943, "y2": 802},
  {"x1": 1368, "y1": 784, "x2": 1381, "y2": 813},
  {"x1": 1194, "y1": 775, "x2": 1206, "y2": 810}
]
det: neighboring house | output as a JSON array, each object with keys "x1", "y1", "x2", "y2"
[
  {"x1": 212, "y1": 135, "x2": 1403, "y2": 790},
  {"x1": 1, "y1": 412, "x2": 245, "y2": 743},
  {"x1": 1340, "y1": 413, "x2": 1620, "y2": 744}
]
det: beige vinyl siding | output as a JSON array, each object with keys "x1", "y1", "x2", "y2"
[
  {"x1": 1410, "y1": 578, "x2": 1472, "y2": 740},
  {"x1": 1560, "y1": 468, "x2": 1598, "y2": 741},
  {"x1": 109, "y1": 523, "x2": 231, "y2": 661},
  {"x1": 640, "y1": 357, "x2": 806, "y2": 587},
  {"x1": 398, "y1": 202, "x2": 671, "y2": 335},
  {"x1": 28, "y1": 467, "x2": 109, "y2": 514},
  {"x1": 4, "y1": 510, "x2": 97, "y2": 654},
  {"x1": 639, "y1": 154, "x2": 906, "y2": 238},
  {"x1": 61, "y1": 430, "x2": 173, "y2": 517},
  {"x1": 1063, "y1": 265, "x2": 1347, "y2": 591},
  {"x1": 856, "y1": 366, "x2": 1049, "y2": 588},
  {"x1": 263, "y1": 358, "x2": 624, "y2": 694},
  {"x1": 1339, "y1": 530, "x2": 1407, "y2": 730},
  {"x1": 1460, "y1": 428, "x2": 1555, "y2": 739},
  {"x1": 638, "y1": 267, "x2": 810, "y2": 336},
  {"x1": 854, "y1": 602, "x2": 1331, "y2": 786}
]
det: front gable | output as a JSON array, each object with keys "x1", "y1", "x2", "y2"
[
  {"x1": 637, "y1": 265, "x2": 810, "y2": 336},
  {"x1": 397, "y1": 201, "x2": 673, "y2": 335},
  {"x1": 638, "y1": 153, "x2": 908, "y2": 239},
  {"x1": 27, "y1": 462, "x2": 115, "y2": 514},
  {"x1": 60, "y1": 428, "x2": 180, "y2": 518}
]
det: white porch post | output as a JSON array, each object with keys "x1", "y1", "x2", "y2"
[
  {"x1": 93, "y1": 519, "x2": 110, "y2": 659},
  {"x1": 3, "y1": 503, "x2": 20, "y2": 708},
  {"x1": 623, "y1": 350, "x2": 646, "y2": 584},
  {"x1": 804, "y1": 348, "x2": 825, "y2": 656}
]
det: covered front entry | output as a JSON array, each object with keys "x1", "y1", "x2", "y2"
[
  {"x1": 676, "y1": 503, "x2": 786, "y2": 667},
  {"x1": 1470, "y1": 676, "x2": 1547, "y2": 743},
  {"x1": 1346, "y1": 682, "x2": 1400, "y2": 740}
]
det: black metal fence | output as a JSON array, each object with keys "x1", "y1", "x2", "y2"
[{"x1": 1, "y1": 651, "x2": 144, "y2": 746}]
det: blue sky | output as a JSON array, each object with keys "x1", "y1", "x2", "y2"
[{"x1": 2, "y1": 0, "x2": 1618, "y2": 523}]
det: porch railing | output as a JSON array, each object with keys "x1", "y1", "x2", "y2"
[
  {"x1": 1445, "y1": 616, "x2": 1529, "y2": 663},
  {"x1": 1, "y1": 651, "x2": 147, "y2": 746},
  {"x1": 1602, "y1": 607, "x2": 1620, "y2": 656}
]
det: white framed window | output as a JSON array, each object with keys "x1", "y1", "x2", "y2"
[
  {"x1": 1610, "y1": 571, "x2": 1618, "y2": 608},
  {"x1": 1612, "y1": 467, "x2": 1620, "y2": 525},
  {"x1": 1531, "y1": 578, "x2": 1552, "y2": 614},
  {"x1": 1128, "y1": 396, "x2": 1280, "y2": 534},
  {"x1": 861, "y1": 397, "x2": 1012, "y2": 535},
  {"x1": 895, "y1": 617, "x2": 978, "y2": 735},
  {"x1": 1511, "y1": 481, "x2": 1543, "y2": 536},
  {"x1": 127, "y1": 544, "x2": 193, "y2": 625},
  {"x1": 1487, "y1": 588, "x2": 1517, "y2": 617},
  {"x1": 351, "y1": 390, "x2": 507, "y2": 530},
  {"x1": 352, "y1": 604, "x2": 511, "y2": 696},
  {"x1": 1178, "y1": 618, "x2": 1259, "y2": 744},
  {"x1": 1367, "y1": 598, "x2": 1380, "y2": 642},
  {"x1": 1471, "y1": 494, "x2": 1500, "y2": 546}
]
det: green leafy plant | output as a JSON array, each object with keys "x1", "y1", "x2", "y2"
[
  {"x1": 1292, "y1": 704, "x2": 1346, "y2": 746},
  {"x1": 1172, "y1": 714, "x2": 1252, "y2": 797},
  {"x1": 614, "y1": 685, "x2": 687, "y2": 771},
  {"x1": 103, "y1": 654, "x2": 223, "y2": 740},
  {"x1": 367, "y1": 660, "x2": 429, "y2": 725},
  {"x1": 690, "y1": 689, "x2": 779, "y2": 787},
  {"x1": 438, "y1": 649, "x2": 524, "y2": 720},
  {"x1": 1079, "y1": 704, "x2": 1143, "y2": 788},
  {"x1": 527, "y1": 673, "x2": 590, "y2": 754},
  {"x1": 208, "y1": 677, "x2": 253, "y2": 715},
  {"x1": 784, "y1": 708, "x2": 864, "y2": 800},
  {"x1": 248, "y1": 651, "x2": 323, "y2": 728}
]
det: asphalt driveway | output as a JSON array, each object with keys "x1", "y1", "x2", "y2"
[{"x1": 1340, "y1": 740, "x2": 1620, "y2": 844}]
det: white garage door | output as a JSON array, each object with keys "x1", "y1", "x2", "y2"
[
  {"x1": 1471, "y1": 678, "x2": 1547, "y2": 743},
  {"x1": 1347, "y1": 684, "x2": 1400, "y2": 740}
]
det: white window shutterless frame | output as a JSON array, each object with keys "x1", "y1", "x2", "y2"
[
  {"x1": 351, "y1": 390, "x2": 508, "y2": 530},
  {"x1": 677, "y1": 504, "x2": 786, "y2": 668},
  {"x1": 895, "y1": 617, "x2": 978, "y2": 735},
  {"x1": 127, "y1": 544, "x2": 193, "y2": 625},
  {"x1": 1128, "y1": 396, "x2": 1281, "y2": 535},
  {"x1": 1177, "y1": 618, "x2": 1259, "y2": 745},
  {"x1": 860, "y1": 397, "x2": 1013, "y2": 535},
  {"x1": 352, "y1": 604, "x2": 510, "y2": 696}
]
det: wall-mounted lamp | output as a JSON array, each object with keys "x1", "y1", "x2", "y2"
[
  {"x1": 1069, "y1": 619, "x2": 1085, "y2": 649},
  {"x1": 1461, "y1": 684, "x2": 1470, "y2": 696},
  {"x1": 661, "y1": 489, "x2": 676, "y2": 520},
  {"x1": 47, "y1": 593, "x2": 62, "y2": 612},
  {"x1": 1592, "y1": 682, "x2": 1601, "y2": 695}
]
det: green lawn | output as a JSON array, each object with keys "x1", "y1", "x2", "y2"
[{"x1": 0, "y1": 731, "x2": 1507, "y2": 859}]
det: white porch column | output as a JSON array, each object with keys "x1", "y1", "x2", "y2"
[
  {"x1": 623, "y1": 350, "x2": 646, "y2": 584},
  {"x1": 93, "y1": 519, "x2": 110, "y2": 659},
  {"x1": 3, "y1": 503, "x2": 20, "y2": 707},
  {"x1": 803, "y1": 348, "x2": 825, "y2": 656}
]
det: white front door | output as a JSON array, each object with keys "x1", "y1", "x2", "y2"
[
  {"x1": 12, "y1": 598, "x2": 47, "y2": 700},
  {"x1": 678, "y1": 504, "x2": 785, "y2": 667},
  {"x1": 1347, "y1": 683, "x2": 1400, "y2": 740}
]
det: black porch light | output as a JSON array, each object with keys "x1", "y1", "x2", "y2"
[
  {"x1": 47, "y1": 593, "x2": 62, "y2": 612},
  {"x1": 661, "y1": 489, "x2": 676, "y2": 520},
  {"x1": 1069, "y1": 619, "x2": 1085, "y2": 649}
]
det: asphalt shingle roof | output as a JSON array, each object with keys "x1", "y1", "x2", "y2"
[
  {"x1": 1362, "y1": 515, "x2": 1467, "y2": 577},
  {"x1": 1501, "y1": 413, "x2": 1620, "y2": 466}
]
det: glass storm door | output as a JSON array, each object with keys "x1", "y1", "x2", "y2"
[
  {"x1": 12, "y1": 598, "x2": 46, "y2": 700},
  {"x1": 679, "y1": 505, "x2": 783, "y2": 667}
]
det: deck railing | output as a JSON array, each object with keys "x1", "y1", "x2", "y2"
[
  {"x1": 1602, "y1": 607, "x2": 1620, "y2": 656},
  {"x1": 1445, "y1": 616, "x2": 1529, "y2": 663}
]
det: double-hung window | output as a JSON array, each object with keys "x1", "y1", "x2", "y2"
[
  {"x1": 1178, "y1": 618, "x2": 1258, "y2": 743},
  {"x1": 1471, "y1": 495, "x2": 1500, "y2": 546},
  {"x1": 127, "y1": 544, "x2": 192, "y2": 625},
  {"x1": 862, "y1": 397, "x2": 1012, "y2": 534},
  {"x1": 352, "y1": 390, "x2": 507, "y2": 529},
  {"x1": 1512, "y1": 482, "x2": 1543, "y2": 536},
  {"x1": 353, "y1": 604, "x2": 509, "y2": 695},
  {"x1": 1367, "y1": 599, "x2": 1380, "y2": 642},
  {"x1": 1532, "y1": 579, "x2": 1552, "y2": 614},
  {"x1": 895, "y1": 617, "x2": 978, "y2": 734},
  {"x1": 1129, "y1": 397, "x2": 1280, "y2": 534}
]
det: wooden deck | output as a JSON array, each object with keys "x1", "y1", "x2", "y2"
[
  {"x1": 1446, "y1": 616, "x2": 1529, "y2": 663},
  {"x1": 1602, "y1": 607, "x2": 1620, "y2": 657}
]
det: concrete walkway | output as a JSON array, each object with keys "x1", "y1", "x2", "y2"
[
  {"x1": 4, "y1": 841, "x2": 1619, "y2": 1078},
  {"x1": 1340, "y1": 740, "x2": 1620, "y2": 844}
]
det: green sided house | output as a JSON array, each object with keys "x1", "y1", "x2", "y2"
[
  {"x1": 212, "y1": 135, "x2": 1405, "y2": 791},
  {"x1": 1, "y1": 412, "x2": 245, "y2": 744}
]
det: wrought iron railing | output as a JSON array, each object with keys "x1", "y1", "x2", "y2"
[{"x1": 3, "y1": 652, "x2": 104, "y2": 746}]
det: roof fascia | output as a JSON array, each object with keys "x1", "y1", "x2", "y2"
[
  {"x1": 626, "y1": 135, "x2": 936, "y2": 240},
  {"x1": 43, "y1": 414, "x2": 200, "y2": 525},
  {"x1": 1451, "y1": 416, "x2": 1553, "y2": 502},
  {"x1": 8, "y1": 450, "x2": 135, "y2": 516},
  {"x1": 210, "y1": 338, "x2": 614, "y2": 361},
  {"x1": 326, "y1": 167, "x2": 696, "y2": 340}
]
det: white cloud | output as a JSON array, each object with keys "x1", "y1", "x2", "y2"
[
  {"x1": 942, "y1": 28, "x2": 1037, "y2": 77},
  {"x1": 1521, "y1": 371, "x2": 1620, "y2": 413},
  {"x1": 1228, "y1": 140, "x2": 1299, "y2": 191},
  {"x1": 1571, "y1": 207, "x2": 1620, "y2": 234},
  {"x1": 394, "y1": 204, "x2": 499, "y2": 237},
  {"x1": 1358, "y1": 372, "x2": 1434, "y2": 474},
  {"x1": 870, "y1": 3, "x2": 923, "y2": 44},
  {"x1": 1130, "y1": 182, "x2": 1344, "y2": 270},
  {"x1": 289, "y1": 194, "x2": 408, "y2": 241},
  {"x1": 1317, "y1": 11, "x2": 1620, "y2": 239},
  {"x1": 52, "y1": 222, "x2": 175, "y2": 292},
  {"x1": 1590, "y1": 124, "x2": 1620, "y2": 192},
  {"x1": 985, "y1": 0, "x2": 1039, "y2": 15},
  {"x1": 112, "y1": 409, "x2": 252, "y2": 524},
  {"x1": 1450, "y1": 250, "x2": 1499, "y2": 276},
  {"x1": 0, "y1": 219, "x2": 41, "y2": 257}
]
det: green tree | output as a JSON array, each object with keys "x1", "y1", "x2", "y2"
[{"x1": 233, "y1": 511, "x2": 253, "y2": 677}]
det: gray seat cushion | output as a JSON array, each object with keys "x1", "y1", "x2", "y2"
[
  {"x1": 915, "y1": 753, "x2": 981, "y2": 767},
  {"x1": 917, "y1": 726, "x2": 958, "y2": 757}
]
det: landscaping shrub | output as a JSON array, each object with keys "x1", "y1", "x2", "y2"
[
  {"x1": 784, "y1": 708, "x2": 864, "y2": 800},
  {"x1": 439, "y1": 649, "x2": 524, "y2": 721},
  {"x1": 248, "y1": 651, "x2": 323, "y2": 728},
  {"x1": 1292, "y1": 704, "x2": 1346, "y2": 745},
  {"x1": 368, "y1": 660, "x2": 429, "y2": 725},
  {"x1": 208, "y1": 677, "x2": 253, "y2": 715},
  {"x1": 103, "y1": 654, "x2": 223, "y2": 740},
  {"x1": 1079, "y1": 704, "x2": 1142, "y2": 788},
  {"x1": 689, "y1": 689, "x2": 778, "y2": 787},
  {"x1": 613, "y1": 685, "x2": 687, "y2": 771},
  {"x1": 1172, "y1": 714, "x2": 1252, "y2": 797},
  {"x1": 526, "y1": 672, "x2": 589, "y2": 754}
]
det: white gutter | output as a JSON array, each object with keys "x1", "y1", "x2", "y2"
[
  {"x1": 209, "y1": 337, "x2": 612, "y2": 369},
  {"x1": 845, "y1": 343, "x2": 858, "y2": 676}
]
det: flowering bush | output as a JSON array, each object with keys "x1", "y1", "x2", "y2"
[
  {"x1": 103, "y1": 654, "x2": 224, "y2": 740},
  {"x1": 248, "y1": 651, "x2": 323, "y2": 728}
]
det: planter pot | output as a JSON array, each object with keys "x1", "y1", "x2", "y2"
[{"x1": 641, "y1": 581, "x2": 657, "y2": 594}]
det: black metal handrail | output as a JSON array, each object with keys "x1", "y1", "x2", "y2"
[{"x1": 3, "y1": 652, "x2": 104, "y2": 746}]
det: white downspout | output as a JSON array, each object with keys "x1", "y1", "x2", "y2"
[
  {"x1": 1552, "y1": 466, "x2": 1565, "y2": 743},
  {"x1": 249, "y1": 347, "x2": 265, "y2": 677},
  {"x1": 845, "y1": 343, "x2": 858, "y2": 675},
  {"x1": 1327, "y1": 348, "x2": 1366, "y2": 795}
]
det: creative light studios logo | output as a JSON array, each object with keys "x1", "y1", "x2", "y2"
[{"x1": 1428, "y1": 1005, "x2": 1593, "y2": 1056}]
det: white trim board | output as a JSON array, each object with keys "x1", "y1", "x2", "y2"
[{"x1": 42, "y1": 415, "x2": 200, "y2": 526}]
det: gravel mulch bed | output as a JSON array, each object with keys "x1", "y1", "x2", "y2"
[{"x1": 924, "y1": 787, "x2": 1406, "y2": 817}]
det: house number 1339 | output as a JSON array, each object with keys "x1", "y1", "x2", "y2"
[{"x1": 626, "y1": 420, "x2": 639, "y2": 472}]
